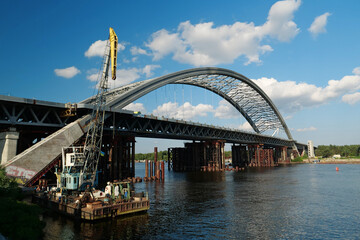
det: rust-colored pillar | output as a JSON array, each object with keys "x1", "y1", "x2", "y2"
[
  {"x1": 150, "y1": 160, "x2": 153, "y2": 177},
  {"x1": 145, "y1": 160, "x2": 149, "y2": 178},
  {"x1": 168, "y1": 149, "x2": 171, "y2": 171},
  {"x1": 161, "y1": 161, "x2": 165, "y2": 181},
  {"x1": 154, "y1": 147, "x2": 158, "y2": 178},
  {"x1": 131, "y1": 140, "x2": 135, "y2": 177},
  {"x1": 156, "y1": 161, "x2": 160, "y2": 180}
]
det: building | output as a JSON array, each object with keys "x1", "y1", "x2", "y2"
[{"x1": 307, "y1": 140, "x2": 315, "y2": 158}]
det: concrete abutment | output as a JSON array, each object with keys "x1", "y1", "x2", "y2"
[{"x1": 0, "y1": 128, "x2": 19, "y2": 165}]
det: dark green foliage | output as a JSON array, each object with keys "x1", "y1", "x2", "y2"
[
  {"x1": 292, "y1": 156, "x2": 304, "y2": 162},
  {"x1": 135, "y1": 150, "x2": 233, "y2": 160},
  {"x1": 135, "y1": 150, "x2": 168, "y2": 161},
  {"x1": 0, "y1": 167, "x2": 45, "y2": 240},
  {"x1": 315, "y1": 145, "x2": 360, "y2": 158}
]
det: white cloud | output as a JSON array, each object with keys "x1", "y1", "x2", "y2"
[
  {"x1": 86, "y1": 64, "x2": 162, "y2": 88},
  {"x1": 85, "y1": 40, "x2": 125, "y2": 58},
  {"x1": 86, "y1": 74, "x2": 98, "y2": 82},
  {"x1": 118, "y1": 43, "x2": 126, "y2": 51},
  {"x1": 253, "y1": 67, "x2": 360, "y2": 112},
  {"x1": 54, "y1": 66, "x2": 80, "y2": 78},
  {"x1": 214, "y1": 99, "x2": 239, "y2": 119},
  {"x1": 130, "y1": 46, "x2": 149, "y2": 55},
  {"x1": 352, "y1": 67, "x2": 360, "y2": 75},
  {"x1": 238, "y1": 122, "x2": 253, "y2": 131},
  {"x1": 142, "y1": 65, "x2": 160, "y2": 78},
  {"x1": 146, "y1": 0, "x2": 300, "y2": 66},
  {"x1": 296, "y1": 126, "x2": 317, "y2": 132},
  {"x1": 112, "y1": 68, "x2": 141, "y2": 87},
  {"x1": 85, "y1": 40, "x2": 107, "y2": 58},
  {"x1": 262, "y1": 0, "x2": 301, "y2": 41},
  {"x1": 86, "y1": 68, "x2": 99, "y2": 82},
  {"x1": 152, "y1": 101, "x2": 214, "y2": 120},
  {"x1": 342, "y1": 92, "x2": 360, "y2": 105},
  {"x1": 123, "y1": 103, "x2": 146, "y2": 113},
  {"x1": 308, "y1": 12, "x2": 331, "y2": 37}
]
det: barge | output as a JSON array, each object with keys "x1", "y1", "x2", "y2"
[{"x1": 32, "y1": 181, "x2": 150, "y2": 221}]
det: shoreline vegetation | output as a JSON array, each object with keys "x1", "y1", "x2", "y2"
[
  {"x1": 304, "y1": 158, "x2": 360, "y2": 164},
  {"x1": 0, "y1": 166, "x2": 45, "y2": 240}
]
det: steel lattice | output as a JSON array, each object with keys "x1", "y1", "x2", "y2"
[{"x1": 81, "y1": 67, "x2": 292, "y2": 140}]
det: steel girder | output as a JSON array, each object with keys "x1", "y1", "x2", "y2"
[
  {"x1": 81, "y1": 67, "x2": 294, "y2": 142},
  {"x1": 0, "y1": 96, "x2": 297, "y2": 147},
  {"x1": 0, "y1": 95, "x2": 71, "y2": 128},
  {"x1": 103, "y1": 113, "x2": 294, "y2": 147}
]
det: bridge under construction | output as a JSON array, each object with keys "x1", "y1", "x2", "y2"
[{"x1": 0, "y1": 67, "x2": 308, "y2": 187}]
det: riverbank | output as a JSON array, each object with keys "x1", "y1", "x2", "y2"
[
  {"x1": 301, "y1": 158, "x2": 360, "y2": 164},
  {"x1": 317, "y1": 158, "x2": 360, "y2": 164}
]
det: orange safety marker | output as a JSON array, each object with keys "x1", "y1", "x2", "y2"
[{"x1": 336, "y1": 166, "x2": 339, "y2": 171}]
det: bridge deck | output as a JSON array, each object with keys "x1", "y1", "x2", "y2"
[{"x1": 0, "y1": 95, "x2": 304, "y2": 185}]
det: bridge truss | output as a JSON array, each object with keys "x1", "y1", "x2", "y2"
[{"x1": 82, "y1": 67, "x2": 295, "y2": 147}]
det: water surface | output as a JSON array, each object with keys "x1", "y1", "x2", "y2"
[{"x1": 43, "y1": 164, "x2": 360, "y2": 239}]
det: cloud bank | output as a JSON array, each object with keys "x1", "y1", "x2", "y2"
[
  {"x1": 253, "y1": 66, "x2": 360, "y2": 112},
  {"x1": 123, "y1": 103, "x2": 146, "y2": 113},
  {"x1": 145, "y1": 0, "x2": 301, "y2": 66},
  {"x1": 152, "y1": 102, "x2": 214, "y2": 120},
  {"x1": 86, "y1": 65, "x2": 160, "y2": 88}
]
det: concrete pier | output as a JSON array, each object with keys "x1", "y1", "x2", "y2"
[
  {"x1": 108, "y1": 136, "x2": 136, "y2": 182},
  {"x1": 231, "y1": 145, "x2": 248, "y2": 168},
  {"x1": 0, "y1": 128, "x2": 19, "y2": 165},
  {"x1": 168, "y1": 140, "x2": 225, "y2": 172}
]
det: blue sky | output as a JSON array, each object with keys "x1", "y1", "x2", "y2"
[{"x1": 1, "y1": 0, "x2": 359, "y2": 152}]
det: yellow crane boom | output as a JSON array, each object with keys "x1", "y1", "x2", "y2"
[{"x1": 109, "y1": 27, "x2": 118, "y2": 80}]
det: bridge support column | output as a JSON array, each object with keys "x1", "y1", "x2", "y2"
[
  {"x1": 276, "y1": 146, "x2": 289, "y2": 163},
  {"x1": 231, "y1": 145, "x2": 248, "y2": 168},
  {"x1": 248, "y1": 145, "x2": 275, "y2": 167},
  {"x1": 248, "y1": 145, "x2": 259, "y2": 167},
  {"x1": 0, "y1": 128, "x2": 19, "y2": 165},
  {"x1": 168, "y1": 140, "x2": 225, "y2": 172},
  {"x1": 205, "y1": 140, "x2": 225, "y2": 170},
  {"x1": 263, "y1": 148, "x2": 275, "y2": 167},
  {"x1": 108, "y1": 136, "x2": 135, "y2": 181}
]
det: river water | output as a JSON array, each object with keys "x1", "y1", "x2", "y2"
[{"x1": 42, "y1": 163, "x2": 360, "y2": 239}]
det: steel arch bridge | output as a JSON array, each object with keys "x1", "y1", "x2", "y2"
[{"x1": 82, "y1": 67, "x2": 294, "y2": 140}]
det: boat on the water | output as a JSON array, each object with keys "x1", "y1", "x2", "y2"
[{"x1": 32, "y1": 181, "x2": 150, "y2": 221}]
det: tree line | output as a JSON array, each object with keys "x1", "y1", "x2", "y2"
[
  {"x1": 315, "y1": 145, "x2": 360, "y2": 158},
  {"x1": 135, "y1": 150, "x2": 232, "y2": 161}
]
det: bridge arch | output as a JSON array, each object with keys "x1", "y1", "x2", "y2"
[{"x1": 81, "y1": 67, "x2": 294, "y2": 142}]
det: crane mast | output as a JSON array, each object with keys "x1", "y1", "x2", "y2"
[
  {"x1": 57, "y1": 28, "x2": 117, "y2": 191},
  {"x1": 79, "y1": 27, "x2": 118, "y2": 188}
]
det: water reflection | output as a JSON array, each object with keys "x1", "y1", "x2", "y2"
[{"x1": 44, "y1": 212, "x2": 149, "y2": 240}]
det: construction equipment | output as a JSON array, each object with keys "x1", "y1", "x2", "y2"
[{"x1": 56, "y1": 28, "x2": 118, "y2": 191}]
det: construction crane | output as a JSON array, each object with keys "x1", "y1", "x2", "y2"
[{"x1": 56, "y1": 28, "x2": 118, "y2": 191}]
